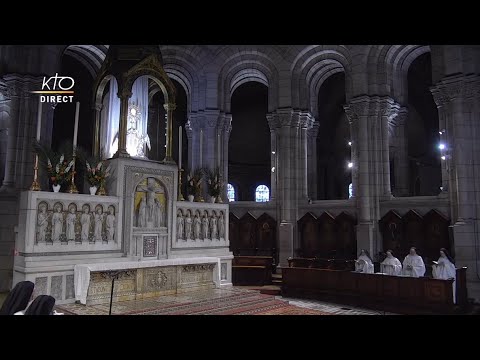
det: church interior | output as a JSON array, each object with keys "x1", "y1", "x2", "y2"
[{"x1": 0, "y1": 44, "x2": 479, "y2": 315}]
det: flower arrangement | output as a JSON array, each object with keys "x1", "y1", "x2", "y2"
[
  {"x1": 33, "y1": 141, "x2": 75, "y2": 187},
  {"x1": 186, "y1": 168, "x2": 204, "y2": 197},
  {"x1": 47, "y1": 154, "x2": 75, "y2": 186},
  {"x1": 205, "y1": 167, "x2": 222, "y2": 198},
  {"x1": 85, "y1": 160, "x2": 111, "y2": 187}
]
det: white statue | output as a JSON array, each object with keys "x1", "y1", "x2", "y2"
[
  {"x1": 402, "y1": 247, "x2": 426, "y2": 277},
  {"x1": 137, "y1": 197, "x2": 146, "y2": 228},
  {"x1": 218, "y1": 212, "x2": 225, "y2": 239},
  {"x1": 380, "y1": 250, "x2": 402, "y2": 276},
  {"x1": 210, "y1": 214, "x2": 218, "y2": 239},
  {"x1": 355, "y1": 249, "x2": 375, "y2": 273},
  {"x1": 106, "y1": 207, "x2": 115, "y2": 241},
  {"x1": 94, "y1": 207, "x2": 104, "y2": 242},
  {"x1": 202, "y1": 212, "x2": 209, "y2": 240},
  {"x1": 185, "y1": 211, "x2": 192, "y2": 240},
  {"x1": 36, "y1": 204, "x2": 49, "y2": 243},
  {"x1": 51, "y1": 204, "x2": 64, "y2": 242},
  {"x1": 177, "y1": 211, "x2": 184, "y2": 240},
  {"x1": 80, "y1": 205, "x2": 91, "y2": 242},
  {"x1": 194, "y1": 214, "x2": 201, "y2": 239},
  {"x1": 66, "y1": 206, "x2": 77, "y2": 241},
  {"x1": 155, "y1": 199, "x2": 165, "y2": 227}
]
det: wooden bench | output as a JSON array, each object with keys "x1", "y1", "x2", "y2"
[
  {"x1": 281, "y1": 267, "x2": 463, "y2": 314},
  {"x1": 288, "y1": 257, "x2": 355, "y2": 271},
  {"x1": 232, "y1": 256, "x2": 273, "y2": 286}
]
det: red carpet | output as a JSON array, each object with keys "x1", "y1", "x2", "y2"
[{"x1": 57, "y1": 289, "x2": 329, "y2": 315}]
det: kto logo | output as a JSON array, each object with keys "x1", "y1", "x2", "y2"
[{"x1": 32, "y1": 73, "x2": 75, "y2": 103}]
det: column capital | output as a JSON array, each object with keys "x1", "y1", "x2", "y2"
[
  {"x1": 267, "y1": 108, "x2": 314, "y2": 130},
  {"x1": 430, "y1": 74, "x2": 480, "y2": 107},
  {"x1": 3, "y1": 74, "x2": 44, "y2": 99},
  {"x1": 163, "y1": 103, "x2": 177, "y2": 112},
  {"x1": 0, "y1": 80, "x2": 9, "y2": 101},
  {"x1": 308, "y1": 121, "x2": 320, "y2": 138},
  {"x1": 93, "y1": 103, "x2": 103, "y2": 111},
  {"x1": 118, "y1": 90, "x2": 132, "y2": 99}
]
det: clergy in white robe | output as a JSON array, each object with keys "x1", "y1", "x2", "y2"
[
  {"x1": 432, "y1": 248, "x2": 457, "y2": 303},
  {"x1": 355, "y1": 249, "x2": 374, "y2": 273},
  {"x1": 380, "y1": 250, "x2": 402, "y2": 276},
  {"x1": 402, "y1": 247, "x2": 426, "y2": 277}
]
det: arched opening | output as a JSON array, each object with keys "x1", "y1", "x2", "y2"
[
  {"x1": 227, "y1": 183, "x2": 236, "y2": 202},
  {"x1": 255, "y1": 185, "x2": 270, "y2": 202},
  {"x1": 147, "y1": 79, "x2": 188, "y2": 165},
  {"x1": 51, "y1": 54, "x2": 95, "y2": 191},
  {"x1": 407, "y1": 53, "x2": 441, "y2": 196},
  {"x1": 228, "y1": 82, "x2": 270, "y2": 201},
  {"x1": 316, "y1": 72, "x2": 351, "y2": 200}
]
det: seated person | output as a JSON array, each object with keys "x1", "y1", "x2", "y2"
[
  {"x1": 24, "y1": 295, "x2": 56, "y2": 315},
  {"x1": 0, "y1": 280, "x2": 34, "y2": 315},
  {"x1": 380, "y1": 249, "x2": 402, "y2": 276},
  {"x1": 355, "y1": 249, "x2": 374, "y2": 273},
  {"x1": 401, "y1": 247, "x2": 426, "y2": 277},
  {"x1": 432, "y1": 248, "x2": 456, "y2": 303}
]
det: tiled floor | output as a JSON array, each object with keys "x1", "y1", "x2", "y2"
[
  {"x1": 276, "y1": 296, "x2": 395, "y2": 315},
  {"x1": 56, "y1": 287, "x2": 393, "y2": 315},
  {"x1": 57, "y1": 287, "x2": 330, "y2": 315}
]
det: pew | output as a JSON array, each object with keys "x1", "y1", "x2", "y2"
[
  {"x1": 281, "y1": 267, "x2": 463, "y2": 314},
  {"x1": 232, "y1": 256, "x2": 273, "y2": 286},
  {"x1": 288, "y1": 257, "x2": 355, "y2": 271}
]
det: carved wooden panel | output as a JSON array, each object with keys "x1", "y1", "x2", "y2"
[
  {"x1": 423, "y1": 209, "x2": 451, "y2": 262},
  {"x1": 297, "y1": 212, "x2": 318, "y2": 258},
  {"x1": 402, "y1": 210, "x2": 424, "y2": 259},
  {"x1": 317, "y1": 212, "x2": 337, "y2": 258},
  {"x1": 229, "y1": 213, "x2": 240, "y2": 255},
  {"x1": 335, "y1": 212, "x2": 357, "y2": 260},
  {"x1": 379, "y1": 210, "x2": 403, "y2": 258},
  {"x1": 256, "y1": 213, "x2": 276, "y2": 250},
  {"x1": 238, "y1": 212, "x2": 257, "y2": 254}
]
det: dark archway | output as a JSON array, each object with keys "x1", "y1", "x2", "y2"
[
  {"x1": 316, "y1": 73, "x2": 351, "y2": 200},
  {"x1": 228, "y1": 82, "x2": 270, "y2": 201},
  {"x1": 407, "y1": 53, "x2": 441, "y2": 196},
  {"x1": 51, "y1": 54, "x2": 94, "y2": 191},
  {"x1": 147, "y1": 79, "x2": 188, "y2": 165}
]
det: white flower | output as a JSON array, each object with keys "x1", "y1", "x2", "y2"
[
  {"x1": 96, "y1": 161, "x2": 103, "y2": 171},
  {"x1": 86, "y1": 161, "x2": 91, "y2": 171},
  {"x1": 65, "y1": 159, "x2": 75, "y2": 173}
]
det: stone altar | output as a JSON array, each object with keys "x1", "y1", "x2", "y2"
[
  {"x1": 75, "y1": 257, "x2": 221, "y2": 305},
  {"x1": 13, "y1": 158, "x2": 232, "y2": 305}
]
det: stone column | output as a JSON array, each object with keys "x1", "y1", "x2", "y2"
[
  {"x1": 267, "y1": 108, "x2": 306, "y2": 266},
  {"x1": 203, "y1": 109, "x2": 220, "y2": 170},
  {"x1": 114, "y1": 91, "x2": 132, "y2": 158},
  {"x1": 0, "y1": 75, "x2": 42, "y2": 192},
  {"x1": 92, "y1": 103, "x2": 102, "y2": 158},
  {"x1": 267, "y1": 113, "x2": 277, "y2": 201},
  {"x1": 307, "y1": 121, "x2": 319, "y2": 200},
  {"x1": 430, "y1": 75, "x2": 480, "y2": 294},
  {"x1": 163, "y1": 103, "x2": 177, "y2": 164},
  {"x1": 392, "y1": 107, "x2": 409, "y2": 196},
  {"x1": 298, "y1": 111, "x2": 313, "y2": 202},
  {"x1": 344, "y1": 97, "x2": 376, "y2": 256},
  {"x1": 379, "y1": 98, "x2": 400, "y2": 199},
  {"x1": 218, "y1": 112, "x2": 232, "y2": 202}
]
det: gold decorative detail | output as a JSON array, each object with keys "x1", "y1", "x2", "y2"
[
  {"x1": 67, "y1": 152, "x2": 78, "y2": 194},
  {"x1": 30, "y1": 154, "x2": 41, "y2": 191},
  {"x1": 177, "y1": 168, "x2": 185, "y2": 201},
  {"x1": 97, "y1": 183, "x2": 107, "y2": 196}
]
